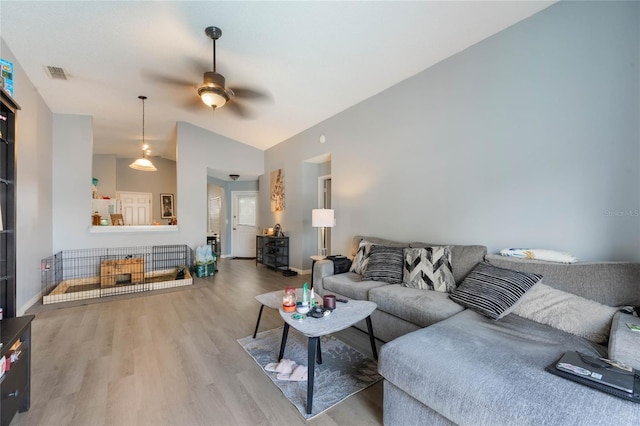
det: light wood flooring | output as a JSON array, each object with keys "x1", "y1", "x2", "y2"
[{"x1": 12, "y1": 259, "x2": 383, "y2": 426}]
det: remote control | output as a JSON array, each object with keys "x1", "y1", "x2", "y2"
[{"x1": 336, "y1": 298, "x2": 348, "y2": 303}]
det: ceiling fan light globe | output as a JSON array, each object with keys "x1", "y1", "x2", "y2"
[
  {"x1": 198, "y1": 86, "x2": 229, "y2": 108},
  {"x1": 129, "y1": 157, "x2": 157, "y2": 172}
]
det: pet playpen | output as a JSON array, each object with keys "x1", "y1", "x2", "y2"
[{"x1": 41, "y1": 244, "x2": 194, "y2": 304}]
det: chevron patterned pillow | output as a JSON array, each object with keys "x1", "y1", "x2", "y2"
[
  {"x1": 350, "y1": 240, "x2": 373, "y2": 275},
  {"x1": 403, "y1": 247, "x2": 456, "y2": 292}
]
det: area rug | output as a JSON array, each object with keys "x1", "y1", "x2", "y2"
[{"x1": 237, "y1": 327, "x2": 381, "y2": 420}]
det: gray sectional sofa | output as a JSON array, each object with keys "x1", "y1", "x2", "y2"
[
  {"x1": 313, "y1": 236, "x2": 640, "y2": 425},
  {"x1": 312, "y1": 236, "x2": 487, "y2": 342}
]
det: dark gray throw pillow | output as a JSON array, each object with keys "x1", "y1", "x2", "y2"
[
  {"x1": 449, "y1": 261, "x2": 543, "y2": 320},
  {"x1": 363, "y1": 245, "x2": 405, "y2": 285}
]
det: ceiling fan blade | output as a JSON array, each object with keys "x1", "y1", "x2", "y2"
[
  {"x1": 184, "y1": 95, "x2": 205, "y2": 111},
  {"x1": 225, "y1": 100, "x2": 252, "y2": 118},
  {"x1": 186, "y1": 57, "x2": 211, "y2": 76},
  {"x1": 229, "y1": 86, "x2": 270, "y2": 100},
  {"x1": 141, "y1": 69, "x2": 195, "y2": 88}
]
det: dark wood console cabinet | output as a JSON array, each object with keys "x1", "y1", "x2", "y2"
[
  {"x1": 1, "y1": 315, "x2": 34, "y2": 426},
  {"x1": 256, "y1": 236, "x2": 289, "y2": 271}
]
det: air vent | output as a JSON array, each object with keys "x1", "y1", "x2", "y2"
[{"x1": 44, "y1": 65, "x2": 68, "y2": 80}]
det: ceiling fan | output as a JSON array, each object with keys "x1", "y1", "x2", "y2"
[{"x1": 144, "y1": 26, "x2": 268, "y2": 118}]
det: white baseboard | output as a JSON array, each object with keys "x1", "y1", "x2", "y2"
[
  {"x1": 290, "y1": 267, "x2": 311, "y2": 276},
  {"x1": 18, "y1": 290, "x2": 43, "y2": 316}
]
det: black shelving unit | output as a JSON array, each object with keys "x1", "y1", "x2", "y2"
[
  {"x1": 1, "y1": 315, "x2": 34, "y2": 426},
  {"x1": 256, "y1": 236, "x2": 289, "y2": 271},
  {"x1": 0, "y1": 89, "x2": 19, "y2": 319}
]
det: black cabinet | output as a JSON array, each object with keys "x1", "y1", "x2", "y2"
[
  {"x1": 256, "y1": 236, "x2": 289, "y2": 271},
  {"x1": 0, "y1": 89, "x2": 19, "y2": 319},
  {"x1": 1, "y1": 315, "x2": 34, "y2": 426}
]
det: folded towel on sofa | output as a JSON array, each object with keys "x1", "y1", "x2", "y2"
[{"x1": 500, "y1": 248, "x2": 578, "y2": 264}]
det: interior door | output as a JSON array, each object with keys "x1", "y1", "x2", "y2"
[
  {"x1": 231, "y1": 191, "x2": 258, "y2": 258},
  {"x1": 117, "y1": 191, "x2": 151, "y2": 225}
]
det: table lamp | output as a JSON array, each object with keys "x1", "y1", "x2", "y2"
[{"x1": 312, "y1": 208, "x2": 335, "y2": 257}]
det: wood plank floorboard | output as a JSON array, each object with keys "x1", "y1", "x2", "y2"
[{"x1": 13, "y1": 258, "x2": 383, "y2": 426}]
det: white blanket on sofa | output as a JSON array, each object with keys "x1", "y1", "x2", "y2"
[{"x1": 500, "y1": 248, "x2": 578, "y2": 264}]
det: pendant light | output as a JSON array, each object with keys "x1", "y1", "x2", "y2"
[{"x1": 129, "y1": 95, "x2": 157, "y2": 172}]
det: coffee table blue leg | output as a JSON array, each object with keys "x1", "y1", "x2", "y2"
[
  {"x1": 253, "y1": 305, "x2": 265, "y2": 338},
  {"x1": 278, "y1": 323, "x2": 290, "y2": 361},
  {"x1": 307, "y1": 336, "x2": 318, "y2": 415},
  {"x1": 366, "y1": 316, "x2": 378, "y2": 360}
]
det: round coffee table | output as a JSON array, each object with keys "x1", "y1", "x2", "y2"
[{"x1": 277, "y1": 299, "x2": 378, "y2": 415}]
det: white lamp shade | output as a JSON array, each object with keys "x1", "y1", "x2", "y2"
[
  {"x1": 312, "y1": 209, "x2": 335, "y2": 227},
  {"x1": 129, "y1": 157, "x2": 157, "y2": 172}
]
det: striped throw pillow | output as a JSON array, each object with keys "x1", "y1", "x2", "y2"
[
  {"x1": 449, "y1": 262, "x2": 542, "y2": 320},
  {"x1": 362, "y1": 245, "x2": 405, "y2": 284}
]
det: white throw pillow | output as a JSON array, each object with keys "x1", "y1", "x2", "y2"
[{"x1": 512, "y1": 283, "x2": 617, "y2": 343}]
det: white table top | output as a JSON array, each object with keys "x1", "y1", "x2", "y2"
[{"x1": 279, "y1": 300, "x2": 377, "y2": 338}]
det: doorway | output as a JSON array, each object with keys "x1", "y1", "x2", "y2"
[
  {"x1": 318, "y1": 175, "x2": 332, "y2": 254},
  {"x1": 117, "y1": 191, "x2": 152, "y2": 225},
  {"x1": 231, "y1": 191, "x2": 258, "y2": 258}
]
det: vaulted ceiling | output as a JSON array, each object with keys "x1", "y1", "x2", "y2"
[{"x1": 1, "y1": 1, "x2": 553, "y2": 160}]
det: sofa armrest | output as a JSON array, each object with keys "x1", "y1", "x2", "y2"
[
  {"x1": 313, "y1": 259, "x2": 335, "y2": 296},
  {"x1": 608, "y1": 311, "x2": 640, "y2": 370}
]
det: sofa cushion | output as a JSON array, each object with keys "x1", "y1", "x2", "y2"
[
  {"x1": 363, "y1": 245, "x2": 405, "y2": 284},
  {"x1": 609, "y1": 312, "x2": 640, "y2": 371},
  {"x1": 512, "y1": 283, "x2": 618, "y2": 344},
  {"x1": 379, "y1": 310, "x2": 639, "y2": 426},
  {"x1": 449, "y1": 262, "x2": 542, "y2": 320},
  {"x1": 322, "y1": 272, "x2": 388, "y2": 300},
  {"x1": 368, "y1": 285, "x2": 465, "y2": 327},
  {"x1": 485, "y1": 254, "x2": 640, "y2": 307},
  {"x1": 403, "y1": 247, "x2": 455, "y2": 292}
]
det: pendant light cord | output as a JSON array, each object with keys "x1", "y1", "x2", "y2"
[{"x1": 139, "y1": 95, "x2": 147, "y2": 157}]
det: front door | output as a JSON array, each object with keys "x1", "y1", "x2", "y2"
[
  {"x1": 231, "y1": 191, "x2": 258, "y2": 258},
  {"x1": 117, "y1": 191, "x2": 152, "y2": 225}
]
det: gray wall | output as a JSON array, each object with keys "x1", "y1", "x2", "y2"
[
  {"x1": 177, "y1": 121, "x2": 264, "y2": 249},
  {"x1": 45, "y1": 119, "x2": 262, "y2": 253},
  {"x1": 1, "y1": 38, "x2": 54, "y2": 314},
  {"x1": 262, "y1": 1, "x2": 640, "y2": 268},
  {"x1": 92, "y1": 154, "x2": 117, "y2": 197}
]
